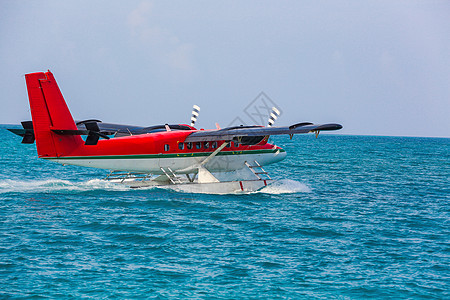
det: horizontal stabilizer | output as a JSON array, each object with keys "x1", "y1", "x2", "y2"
[
  {"x1": 6, "y1": 121, "x2": 35, "y2": 144},
  {"x1": 51, "y1": 129, "x2": 90, "y2": 135},
  {"x1": 51, "y1": 121, "x2": 110, "y2": 145}
]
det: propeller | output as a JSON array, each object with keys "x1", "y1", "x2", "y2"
[
  {"x1": 52, "y1": 120, "x2": 110, "y2": 145},
  {"x1": 190, "y1": 105, "x2": 200, "y2": 127},
  {"x1": 267, "y1": 107, "x2": 281, "y2": 127},
  {"x1": 84, "y1": 121, "x2": 110, "y2": 145}
]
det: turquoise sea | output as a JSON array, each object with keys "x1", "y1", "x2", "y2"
[{"x1": 0, "y1": 126, "x2": 448, "y2": 299}]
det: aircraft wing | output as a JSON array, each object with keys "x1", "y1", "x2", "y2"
[
  {"x1": 87, "y1": 122, "x2": 145, "y2": 136},
  {"x1": 79, "y1": 122, "x2": 193, "y2": 136},
  {"x1": 8, "y1": 119, "x2": 342, "y2": 144},
  {"x1": 7, "y1": 120, "x2": 194, "y2": 142},
  {"x1": 184, "y1": 122, "x2": 343, "y2": 142}
]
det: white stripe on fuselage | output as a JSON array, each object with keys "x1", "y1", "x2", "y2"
[{"x1": 47, "y1": 151, "x2": 287, "y2": 174}]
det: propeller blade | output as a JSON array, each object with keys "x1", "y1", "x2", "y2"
[
  {"x1": 267, "y1": 107, "x2": 281, "y2": 127},
  {"x1": 190, "y1": 105, "x2": 200, "y2": 127}
]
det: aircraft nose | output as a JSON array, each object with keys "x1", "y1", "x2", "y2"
[{"x1": 273, "y1": 147, "x2": 287, "y2": 162}]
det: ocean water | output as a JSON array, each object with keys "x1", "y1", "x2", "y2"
[{"x1": 0, "y1": 126, "x2": 448, "y2": 299}]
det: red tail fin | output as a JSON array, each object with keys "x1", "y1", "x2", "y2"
[{"x1": 26, "y1": 71, "x2": 83, "y2": 157}]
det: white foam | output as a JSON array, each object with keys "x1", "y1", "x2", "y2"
[
  {"x1": 0, "y1": 178, "x2": 130, "y2": 193},
  {"x1": 0, "y1": 178, "x2": 311, "y2": 195},
  {"x1": 258, "y1": 179, "x2": 312, "y2": 194}
]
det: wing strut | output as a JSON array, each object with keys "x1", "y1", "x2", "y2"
[
  {"x1": 197, "y1": 141, "x2": 229, "y2": 183},
  {"x1": 200, "y1": 141, "x2": 229, "y2": 166}
]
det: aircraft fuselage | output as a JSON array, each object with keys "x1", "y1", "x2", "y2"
[{"x1": 44, "y1": 130, "x2": 286, "y2": 174}]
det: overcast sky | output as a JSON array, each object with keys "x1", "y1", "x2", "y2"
[{"x1": 1, "y1": 1, "x2": 449, "y2": 137}]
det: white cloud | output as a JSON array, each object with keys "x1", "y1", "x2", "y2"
[
  {"x1": 128, "y1": 1, "x2": 153, "y2": 33},
  {"x1": 127, "y1": 0, "x2": 195, "y2": 72},
  {"x1": 165, "y1": 43, "x2": 195, "y2": 71}
]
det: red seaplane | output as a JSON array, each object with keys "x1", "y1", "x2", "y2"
[{"x1": 8, "y1": 70, "x2": 342, "y2": 193}]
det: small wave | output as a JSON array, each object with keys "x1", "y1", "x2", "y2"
[
  {"x1": 258, "y1": 179, "x2": 312, "y2": 194},
  {"x1": 0, "y1": 178, "x2": 311, "y2": 195},
  {"x1": 0, "y1": 178, "x2": 130, "y2": 193}
]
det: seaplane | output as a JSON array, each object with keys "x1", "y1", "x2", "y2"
[{"x1": 8, "y1": 70, "x2": 342, "y2": 193}]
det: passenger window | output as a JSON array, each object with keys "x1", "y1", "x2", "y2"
[
  {"x1": 234, "y1": 141, "x2": 240, "y2": 147},
  {"x1": 204, "y1": 142, "x2": 209, "y2": 149},
  {"x1": 164, "y1": 144, "x2": 170, "y2": 151},
  {"x1": 226, "y1": 142, "x2": 231, "y2": 148},
  {"x1": 178, "y1": 142, "x2": 184, "y2": 150},
  {"x1": 186, "y1": 142, "x2": 193, "y2": 150},
  {"x1": 195, "y1": 142, "x2": 201, "y2": 149},
  {"x1": 212, "y1": 141, "x2": 217, "y2": 149}
]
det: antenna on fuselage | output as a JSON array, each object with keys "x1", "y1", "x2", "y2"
[
  {"x1": 190, "y1": 105, "x2": 200, "y2": 127},
  {"x1": 267, "y1": 106, "x2": 280, "y2": 127}
]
